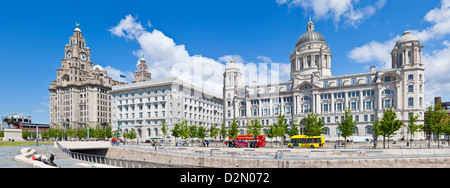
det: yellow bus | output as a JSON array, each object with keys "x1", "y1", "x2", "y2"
[{"x1": 287, "y1": 135, "x2": 325, "y2": 148}]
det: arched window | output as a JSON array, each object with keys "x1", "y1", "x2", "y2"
[
  {"x1": 337, "y1": 79, "x2": 342, "y2": 86},
  {"x1": 302, "y1": 96, "x2": 312, "y2": 101},
  {"x1": 365, "y1": 126, "x2": 373, "y2": 135},
  {"x1": 323, "y1": 81, "x2": 328, "y2": 88},
  {"x1": 351, "y1": 78, "x2": 357, "y2": 85},
  {"x1": 366, "y1": 76, "x2": 372, "y2": 84},
  {"x1": 353, "y1": 126, "x2": 359, "y2": 135},
  {"x1": 399, "y1": 53, "x2": 403, "y2": 67},
  {"x1": 154, "y1": 128, "x2": 158, "y2": 137},
  {"x1": 383, "y1": 89, "x2": 394, "y2": 95},
  {"x1": 324, "y1": 127, "x2": 330, "y2": 135},
  {"x1": 147, "y1": 128, "x2": 151, "y2": 137},
  {"x1": 408, "y1": 51, "x2": 411, "y2": 64}
]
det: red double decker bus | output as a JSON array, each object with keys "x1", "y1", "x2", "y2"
[{"x1": 227, "y1": 135, "x2": 266, "y2": 148}]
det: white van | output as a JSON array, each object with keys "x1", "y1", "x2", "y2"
[{"x1": 353, "y1": 136, "x2": 370, "y2": 143}]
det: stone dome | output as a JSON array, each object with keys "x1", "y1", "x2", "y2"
[
  {"x1": 396, "y1": 31, "x2": 418, "y2": 46},
  {"x1": 296, "y1": 19, "x2": 326, "y2": 47},
  {"x1": 296, "y1": 30, "x2": 326, "y2": 47},
  {"x1": 92, "y1": 65, "x2": 104, "y2": 71},
  {"x1": 226, "y1": 60, "x2": 240, "y2": 70}
]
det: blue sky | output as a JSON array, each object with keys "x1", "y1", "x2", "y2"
[{"x1": 1, "y1": 0, "x2": 449, "y2": 124}]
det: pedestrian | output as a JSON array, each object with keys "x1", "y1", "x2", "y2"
[{"x1": 206, "y1": 140, "x2": 209, "y2": 147}]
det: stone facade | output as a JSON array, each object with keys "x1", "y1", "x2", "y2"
[
  {"x1": 111, "y1": 77, "x2": 223, "y2": 141},
  {"x1": 49, "y1": 26, "x2": 122, "y2": 129},
  {"x1": 223, "y1": 20, "x2": 426, "y2": 141}
]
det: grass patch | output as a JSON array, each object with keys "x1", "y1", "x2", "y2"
[{"x1": 0, "y1": 141, "x2": 54, "y2": 147}]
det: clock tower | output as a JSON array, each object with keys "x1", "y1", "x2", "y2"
[{"x1": 49, "y1": 24, "x2": 122, "y2": 130}]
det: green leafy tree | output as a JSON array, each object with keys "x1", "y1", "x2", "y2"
[
  {"x1": 271, "y1": 115, "x2": 290, "y2": 147},
  {"x1": 245, "y1": 120, "x2": 254, "y2": 136},
  {"x1": 303, "y1": 113, "x2": 326, "y2": 137},
  {"x1": 197, "y1": 126, "x2": 208, "y2": 141},
  {"x1": 379, "y1": 107, "x2": 403, "y2": 149},
  {"x1": 66, "y1": 126, "x2": 76, "y2": 140},
  {"x1": 209, "y1": 125, "x2": 220, "y2": 141},
  {"x1": 104, "y1": 126, "x2": 113, "y2": 139},
  {"x1": 220, "y1": 123, "x2": 228, "y2": 141},
  {"x1": 172, "y1": 121, "x2": 183, "y2": 145},
  {"x1": 160, "y1": 120, "x2": 168, "y2": 141},
  {"x1": 424, "y1": 104, "x2": 449, "y2": 149},
  {"x1": 287, "y1": 120, "x2": 300, "y2": 137},
  {"x1": 228, "y1": 119, "x2": 239, "y2": 140},
  {"x1": 372, "y1": 119, "x2": 381, "y2": 149},
  {"x1": 407, "y1": 111, "x2": 422, "y2": 146},
  {"x1": 266, "y1": 125, "x2": 276, "y2": 141},
  {"x1": 250, "y1": 119, "x2": 263, "y2": 137},
  {"x1": 337, "y1": 108, "x2": 356, "y2": 149},
  {"x1": 188, "y1": 125, "x2": 198, "y2": 146}
]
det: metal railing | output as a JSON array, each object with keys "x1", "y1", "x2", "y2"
[{"x1": 55, "y1": 142, "x2": 189, "y2": 168}]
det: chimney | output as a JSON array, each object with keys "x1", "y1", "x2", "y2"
[{"x1": 435, "y1": 97, "x2": 442, "y2": 105}]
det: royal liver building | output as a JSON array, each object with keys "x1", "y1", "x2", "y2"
[
  {"x1": 223, "y1": 20, "x2": 425, "y2": 141},
  {"x1": 49, "y1": 26, "x2": 122, "y2": 129}
]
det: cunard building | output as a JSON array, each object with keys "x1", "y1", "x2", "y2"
[
  {"x1": 49, "y1": 25, "x2": 122, "y2": 129},
  {"x1": 223, "y1": 20, "x2": 426, "y2": 141}
]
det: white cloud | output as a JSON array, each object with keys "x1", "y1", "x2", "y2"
[
  {"x1": 108, "y1": 15, "x2": 292, "y2": 97},
  {"x1": 347, "y1": 37, "x2": 398, "y2": 69},
  {"x1": 277, "y1": 0, "x2": 386, "y2": 28},
  {"x1": 109, "y1": 15, "x2": 144, "y2": 40},
  {"x1": 411, "y1": 0, "x2": 450, "y2": 42},
  {"x1": 33, "y1": 109, "x2": 45, "y2": 113},
  {"x1": 423, "y1": 41, "x2": 450, "y2": 105},
  {"x1": 347, "y1": 0, "x2": 450, "y2": 104},
  {"x1": 108, "y1": 15, "x2": 227, "y2": 96},
  {"x1": 104, "y1": 66, "x2": 134, "y2": 83}
]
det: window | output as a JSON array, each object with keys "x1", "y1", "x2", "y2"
[
  {"x1": 323, "y1": 81, "x2": 328, "y2": 88},
  {"x1": 384, "y1": 77, "x2": 391, "y2": 82},
  {"x1": 365, "y1": 126, "x2": 373, "y2": 135},
  {"x1": 366, "y1": 76, "x2": 372, "y2": 84},
  {"x1": 408, "y1": 98, "x2": 414, "y2": 107},
  {"x1": 408, "y1": 75, "x2": 414, "y2": 80},
  {"x1": 337, "y1": 80, "x2": 342, "y2": 86},
  {"x1": 383, "y1": 89, "x2": 394, "y2": 95},
  {"x1": 351, "y1": 78, "x2": 357, "y2": 85},
  {"x1": 408, "y1": 85, "x2": 414, "y2": 93}
]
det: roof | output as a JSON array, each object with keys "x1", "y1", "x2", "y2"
[
  {"x1": 296, "y1": 30, "x2": 326, "y2": 47},
  {"x1": 396, "y1": 31, "x2": 419, "y2": 45}
]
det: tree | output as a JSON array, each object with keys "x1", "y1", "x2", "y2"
[
  {"x1": 337, "y1": 108, "x2": 356, "y2": 149},
  {"x1": 372, "y1": 119, "x2": 381, "y2": 149},
  {"x1": 209, "y1": 125, "x2": 220, "y2": 141},
  {"x1": 379, "y1": 107, "x2": 403, "y2": 149},
  {"x1": 160, "y1": 120, "x2": 168, "y2": 141},
  {"x1": 424, "y1": 104, "x2": 449, "y2": 149},
  {"x1": 304, "y1": 113, "x2": 326, "y2": 137},
  {"x1": 188, "y1": 125, "x2": 198, "y2": 146},
  {"x1": 228, "y1": 119, "x2": 239, "y2": 140},
  {"x1": 197, "y1": 126, "x2": 208, "y2": 141},
  {"x1": 245, "y1": 120, "x2": 253, "y2": 136},
  {"x1": 104, "y1": 126, "x2": 113, "y2": 139},
  {"x1": 250, "y1": 119, "x2": 263, "y2": 137},
  {"x1": 171, "y1": 121, "x2": 182, "y2": 146},
  {"x1": 219, "y1": 123, "x2": 228, "y2": 141},
  {"x1": 272, "y1": 115, "x2": 290, "y2": 147},
  {"x1": 287, "y1": 120, "x2": 300, "y2": 137},
  {"x1": 407, "y1": 111, "x2": 422, "y2": 146}
]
